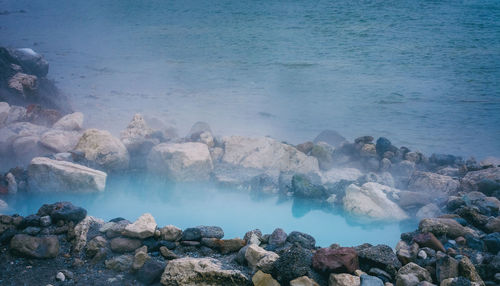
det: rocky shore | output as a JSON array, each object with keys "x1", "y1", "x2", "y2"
[{"x1": 1, "y1": 48, "x2": 500, "y2": 285}]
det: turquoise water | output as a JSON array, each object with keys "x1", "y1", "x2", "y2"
[
  {"x1": 0, "y1": 0, "x2": 499, "y2": 158},
  {"x1": 2, "y1": 173, "x2": 415, "y2": 248}
]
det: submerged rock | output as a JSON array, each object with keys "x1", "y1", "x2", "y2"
[
  {"x1": 147, "y1": 142, "x2": 213, "y2": 181},
  {"x1": 28, "y1": 157, "x2": 107, "y2": 192}
]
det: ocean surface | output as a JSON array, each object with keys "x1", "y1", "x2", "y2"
[{"x1": 1, "y1": 0, "x2": 499, "y2": 159}]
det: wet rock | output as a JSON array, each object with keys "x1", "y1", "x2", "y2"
[
  {"x1": 160, "y1": 225, "x2": 182, "y2": 241},
  {"x1": 312, "y1": 247, "x2": 358, "y2": 274},
  {"x1": 147, "y1": 142, "x2": 213, "y2": 181},
  {"x1": 329, "y1": 273, "x2": 361, "y2": 286},
  {"x1": 286, "y1": 231, "x2": 316, "y2": 249},
  {"x1": 313, "y1": 130, "x2": 347, "y2": 148},
  {"x1": 436, "y1": 256, "x2": 459, "y2": 283},
  {"x1": 123, "y1": 213, "x2": 157, "y2": 239},
  {"x1": 290, "y1": 276, "x2": 319, "y2": 286},
  {"x1": 457, "y1": 207, "x2": 489, "y2": 229},
  {"x1": 137, "y1": 259, "x2": 165, "y2": 285},
  {"x1": 343, "y1": 183, "x2": 408, "y2": 221},
  {"x1": 105, "y1": 254, "x2": 134, "y2": 272},
  {"x1": 10, "y1": 234, "x2": 59, "y2": 258},
  {"x1": 252, "y1": 270, "x2": 280, "y2": 286},
  {"x1": 273, "y1": 245, "x2": 312, "y2": 283},
  {"x1": 74, "y1": 128, "x2": 129, "y2": 171},
  {"x1": 376, "y1": 137, "x2": 397, "y2": 158},
  {"x1": 269, "y1": 228, "x2": 287, "y2": 247},
  {"x1": 291, "y1": 174, "x2": 327, "y2": 199},
  {"x1": 408, "y1": 171, "x2": 459, "y2": 195},
  {"x1": 110, "y1": 237, "x2": 142, "y2": 253},
  {"x1": 360, "y1": 274, "x2": 384, "y2": 286},
  {"x1": 160, "y1": 257, "x2": 248, "y2": 285},
  {"x1": 311, "y1": 142, "x2": 335, "y2": 170},
  {"x1": 245, "y1": 244, "x2": 279, "y2": 272},
  {"x1": 358, "y1": 244, "x2": 402, "y2": 277},
  {"x1": 28, "y1": 157, "x2": 107, "y2": 192},
  {"x1": 413, "y1": 232, "x2": 445, "y2": 252},
  {"x1": 419, "y1": 218, "x2": 473, "y2": 239},
  {"x1": 395, "y1": 262, "x2": 432, "y2": 286},
  {"x1": 395, "y1": 240, "x2": 417, "y2": 265}
]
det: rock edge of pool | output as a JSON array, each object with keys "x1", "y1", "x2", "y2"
[{"x1": 1, "y1": 48, "x2": 500, "y2": 285}]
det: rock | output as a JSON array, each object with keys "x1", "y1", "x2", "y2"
[
  {"x1": 120, "y1": 114, "x2": 159, "y2": 168},
  {"x1": 8, "y1": 48, "x2": 49, "y2": 77},
  {"x1": 343, "y1": 183, "x2": 408, "y2": 221},
  {"x1": 245, "y1": 244, "x2": 279, "y2": 273},
  {"x1": 56, "y1": 272, "x2": 65, "y2": 282},
  {"x1": 160, "y1": 225, "x2": 182, "y2": 241},
  {"x1": 395, "y1": 262, "x2": 432, "y2": 286},
  {"x1": 52, "y1": 112, "x2": 83, "y2": 131},
  {"x1": 74, "y1": 128, "x2": 129, "y2": 171},
  {"x1": 358, "y1": 245, "x2": 402, "y2": 277},
  {"x1": 10, "y1": 234, "x2": 59, "y2": 258},
  {"x1": 418, "y1": 218, "x2": 473, "y2": 239},
  {"x1": 22, "y1": 226, "x2": 40, "y2": 235},
  {"x1": 182, "y1": 228, "x2": 202, "y2": 241},
  {"x1": 297, "y1": 141, "x2": 314, "y2": 155},
  {"x1": 329, "y1": 273, "x2": 361, "y2": 286},
  {"x1": 86, "y1": 236, "x2": 107, "y2": 257},
  {"x1": 312, "y1": 247, "x2": 358, "y2": 274},
  {"x1": 244, "y1": 229, "x2": 262, "y2": 245},
  {"x1": 292, "y1": 174, "x2": 327, "y2": 199},
  {"x1": 416, "y1": 203, "x2": 442, "y2": 220},
  {"x1": 39, "y1": 215, "x2": 51, "y2": 227},
  {"x1": 133, "y1": 246, "x2": 150, "y2": 271},
  {"x1": 160, "y1": 257, "x2": 248, "y2": 285},
  {"x1": 286, "y1": 231, "x2": 316, "y2": 249},
  {"x1": 39, "y1": 129, "x2": 81, "y2": 153},
  {"x1": 123, "y1": 213, "x2": 157, "y2": 239},
  {"x1": 187, "y1": 121, "x2": 212, "y2": 141},
  {"x1": 37, "y1": 201, "x2": 87, "y2": 224},
  {"x1": 458, "y1": 256, "x2": 483, "y2": 284},
  {"x1": 417, "y1": 250, "x2": 427, "y2": 259},
  {"x1": 413, "y1": 232, "x2": 445, "y2": 253},
  {"x1": 103, "y1": 220, "x2": 130, "y2": 238},
  {"x1": 72, "y1": 216, "x2": 104, "y2": 252},
  {"x1": 28, "y1": 157, "x2": 106, "y2": 192},
  {"x1": 137, "y1": 259, "x2": 166, "y2": 285},
  {"x1": 273, "y1": 245, "x2": 312, "y2": 283},
  {"x1": 105, "y1": 254, "x2": 134, "y2": 272},
  {"x1": 290, "y1": 276, "x2": 319, "y2": 286},
  {"x1": 461, "y1": 167, "x2": 500, "y2": 193},
  {"x1": 320, "y1": 168, "x2": 363, "y2": 185},
  {"x1": 483, "y1": 232, "x2": 500, "y2": 253},
  {"x1": 6, "y1": 105, "x2": 26, "y2": 125},
  {"x1": 6, "y1": 172, "x2": 17, "y2": 194},
  {"x1": 311, "y1": 142, "x2": 335, "y2": 170},
  {"x1": 408, "y1": 171, "x2": 459, "y2": 195},
  {"x1": 110, "y1": 237, "x2": 142, "y2": 253},
  {"x1": 395, "y1": 240, "x2": 417, "y2": 265},
  {"x1": 375, "y1": 138, "x2": 397, "y2": 158},
  {"x1": 197, "y1": 225, "x2": 224, "y2": 239},
  {"x1": 360, "y1": 274, "x2": 384, "y2": 286},
  {"x1": 147, "y1": 142, "x2": 213, "y2": 181},
  {"x1": 313, "y1": 130, "x2": 347, "y2": 148},
  {"x1": 252, "y1": 270, "x2": 280, "y2": 286},
  {"x1": 217, "y1": 238, "x2": 246, "y2": 254},
  {"x1": 269, "y1": 228, "x2": 287, "y2": 247},
  {"x1": 160, "y1": 246, "x2": 179, "y2": 260},
  {"x1": 485, "y1": 217, "x2": 500, "y2": 233},
  {"x1": 436, "y1": 256, "x2": 459, "y2": 283}
]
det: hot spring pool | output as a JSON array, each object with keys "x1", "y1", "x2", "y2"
[{"x1": 2, "y1": 173, "x2": 417, "y2": 248}]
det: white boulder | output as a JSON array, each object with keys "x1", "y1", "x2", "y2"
[
  {"x1": 52, "y1": 112, "x2": 84, "y2": 131},
  {"x1": 40, "y1": 129, "x2": 81, "y2": 153},
  {"x1": 123, "y1": 213, "x2": 157, "y2": 239}
]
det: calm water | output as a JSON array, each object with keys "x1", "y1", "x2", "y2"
[
  {"x1": 2, "y1": 174, "x2": 415, "y2": 248},
  {"x1": 0, "y1": 0, "x2": 499, "y2": 158}
]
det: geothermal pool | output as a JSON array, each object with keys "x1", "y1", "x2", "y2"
[{"x1": 2, "y1": 173, "x2": 416, "y2": 248}]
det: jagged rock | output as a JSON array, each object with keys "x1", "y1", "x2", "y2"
[
  {"x1": 132, "y1": 246, "x2": 150, "y2": 271},
  {"x1": 395, "y1": 262, "x2": 432, "y2": 286},
  {"x1": 147, "y1": 142, "x2": 213, "y2": 181},
  {"x1": 395, "y1": 240, "x2": 418, "y2": 265},
  {"x1": 286, "y1": 231, "x2": 316, "y2": 249},
  {"x1": 329, "y1": 273, "x2": 361, "y2": 286},
  {"x1": 358, "y1": 245, "x2": 401, "y2": 277},
  {"x1": 137, "y1": 259, "x2": 166, "y2": 285},
  {"x1": 408, "y1": 171, "x2": 459, "y2": 195},
  {"x1": 311, "y1": 142, "x2": 335, "y2": 170},
  {"x1": 290, "y1": 276, "x2": 319, "y2": 286},
  {"x1": 160, "y1": 225, "x2": 182, "y2": 241},
  {"x1": 273, "y1": 245, "x2": 312, "y2": 284},
  {"x1": 53, "y1": 112, "x2": 83, "y2": 131},
  {"x1": 245, "y1": 244, "x2": 279, "y2": 273},
  {"x1": 72, "y1": 216, "x2": 104, "y2": 253},
  {"x1": 28, "y1": 157, "x2": 106, "y2": 192},
  {"x1": 196, "y1": 225, "x2": 224, "y2": 239},
  {"x1": 37, "y1": 201, "x2": 87, "y2": 224},
  {"x1": 312, "y1": 247, "x2": 358, "y2": 274},
  {"x1": 120, "y1": 114, "x2": 159, "y2": 168},
  {"x1": 252, "y1": 270, "x2": 280, "y2": 286},
  {"x1": 0, "y1": 102, "x2": 9, "y2": 127},
  {"x1": 160, "y1": 246, "x2": 179, "y2": 260},
  {"x1": 160, "y1": 257, "x2": 248, "y2": 285},
  {"x1": 291, "y1": 174, "x2": 327, "y2": 199},
  {"x1": 123, "y1": 213, "x2": 157, "y2": 239},
  {"x1": 413, "y1": 232, "x2": 445, "y2": 253},
  {"x1": 8, "y1": 72, "x2": 37, "y2": 95},
  {"x1": 244, "y1": 229, "x2": 262, "y2": 246},
  {"x1": 10, "y1": 234, "x2": 59, "y2": 258},
  {"x1": 436, "y1": 256, "x2": 459, "y2": 283},
  {"x1": 458, "y1": 256, "x2": 483, "y2": 285},
  {"x1": 419, "y1": 218, "x2": 473, "y2": 239},
  {"x1": 269, "y1": 228, "x2": 287, "y2": 247},
  {"x1": 74, "y1": 128, "x2": 129, "y2": 171},
  {"x1": 86, "y1": 236, "x2": 107, "y2": 257},
  {"x1": 343, "y1": 183, "x2": 408, "y2": 221},
  {"x1": 8, "y1": 48, "x2": 49, "y2": 77}
]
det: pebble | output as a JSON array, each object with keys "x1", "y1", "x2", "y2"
[
  {"x1": 55, "y1": 272, "x2": 65, "y2": 281},
  {"x1": 418, "y1": 250, "x2": 427, "y2": 260}
]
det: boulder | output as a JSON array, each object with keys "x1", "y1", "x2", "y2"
[
  {"x1": 123, "y1": 213, "x2": 157, "y2": 239},
  {"x1": 120, "y1": 114, "x2": 159, "y2": 168},
  {"x1": 436, "y1": 256, "x2": 458, "y2": 283},
  {"x1": 291, "y1": 174, "x2": 327, "y2": 199},
  {"x1": 8, "y1": 48, "x2": 49, "y2": 77},
  {"x1": 147, "y1": 142, "x2": 213, "y2": 181},
  {"x1": 37, "y1": 201, "x2": 87, "y2": 224},
  {"x1": 343, "y1": 183, "x2": 408, "y2": 221},
  {"x1": 418, "y1": 218, "x2": 473, "y2": 239},
  {"x1": 39, "y1": 129, "x2": 81, "y2": 153},
  {"x1": 286, "y1": 231, "x2": 316, "y2": 249},
  {"x1": 72, "y1": 216, "x2": 104, "y2": 252},
  {"x1": 137, "y1": 259, "x2": 166, "y2": 285},
  {"x1": 244, "y1": 229, "x2": 262, "y2": 246},
  {"x1": 52, "y1": 112, "x2": 83, "y2": 131},
  {"x1": 395, "y1": 262, "x2": 432, "y2": 286},
  {"x1": 74, "y1": 128, "x2": 129, "y2": 171},
  {"x1": 290, "y1": 276, "x2": 319, "y2": 286},
  {"x1": 28, "y1": 157, "x2": 106, "y2": 192},
  {"x1": 252, "y1": 270, "x2": 280, "y2": 286},
  {"x1": 182, "y1": 228, "x2": 202, "y2": 241},
  {"x1": 160, "y1": 225, "x2": 182, "y2": 241},
  {"x1": 269, "y1": 228, "x2": 287, "y2": 247},
  {"x1": 245, "y1": 244, "x2": 279, "y2": 273},
  {"x1": 461, "y1": 167, "x2": 500, "y2": 193},
  {"x1": 273, "y1": 245, "x2": 312, "y2": 284},
  {"x1": 105, "y1": 254, "x2": 134, "y2": 272},
  {"x1": 10, "y1": 234, "x2": 59, "y2": 258},
  {"x1": 329, "y1": 273, "x2": 360, "y2": 286},
  {"x1": 160, "y1": 257, "x2": 248, "y2": 285},
  {"x1": 110, "y1": 237, "x2": 142, "y2": 253},
  {"x1": 408, "y1": 171, "x2": 459, "y2": 195},
  {"x1": 398, "y1": 191, "x2": 433, "y2": 209},
  {"x1": 312, "y1": 247, "x2": 358, "y2": 274},
  {"x1": 357, "y1": 245, "x2": 401, "y2": 277},
  {"x1": 313, "y1": 130, "x2": 347, "y2": 148}
]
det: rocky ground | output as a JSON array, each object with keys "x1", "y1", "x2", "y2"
[{"x1": 1, "y1": 47, "x2": 500, "y2": 285}]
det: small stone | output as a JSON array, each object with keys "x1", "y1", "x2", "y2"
[
  {"x1": 413, "y1": 232, "x2": 445, "y2": 253},
  {"x1": 137, "y1": 259, "x2": 165, "y2": 285},
  {"x1": 197, "y1": 225, "x2": 224, "y2": 239},
  {"x1": 123, "y1": 213, "x2": 157, "y2": 239},
  {"x1": 56, "y1": 272, "x2": 65, "y2": 281},
  {"x1": 417, "y1": 250, "x2": 427, "y2": 260},
  {"x1": 252, "y1": 270, "x2": 280, "y2": 286},
  {"x1": 245, "y1": 244, "x2": 279, "y2": 273},
  {"x1": 105, "y1": 254, "x2": 134, "y2": 272},
  {"x1": 132, "y1": 246, "x2": 150, "y2": 271},
  {"x1": 181, "y1": 228, "x2": 202, "y2": 241}
]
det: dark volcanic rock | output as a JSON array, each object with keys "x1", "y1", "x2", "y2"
[
  {"x1": 8, "y1": 48, "x2": 49, "y2": 77},
  {"x1": 286, "y1": 231, "x2": 316, "y2": 249},
  {"x1": 312, "y1": 247, "x2": 358, "y2": 274},
  {"x1": 375, "y1": 137, "x2": 396, "y2": 158},
  {"x1": 196, "y1": 225, "x2": 224, "y2": 239},
  {"x1": 358, "y1": 244, "x2": 401, "y2": 277},
  {"x1": 37, "y1": 202, "x2": 87, "y2": 224},
  {"x1": 182, "y1": 227, "x2": 202, "y2": 241},
  {"x1": 291, "y1": 174, "x2": 327, "y2": 199},
  {"x1": 10, "y1": 234, "x2": 59, "y2": 258},
  {"x1": 273, "y1": 245, "x2": 312, "y2": 284},
  {"x1": 269, "y1": 228, "x2": 287, "y2": 247},
  {"x1": 137, "y1": 259, "x2": 166, "y2": 285}
]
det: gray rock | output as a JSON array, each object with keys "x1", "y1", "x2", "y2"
[
  {"x1": 123, "y1": 213, "x2": 157, "y2": 240},
  {"x1": 408, "y1": 171, "x2": 459, "y2": 196},
  {"x1": 286, "y1": 231, "x2": 316, "y2": 249},
  {"x1": 137, "y1": 259, "x2": 165, "y2": 285},
  {"x1": 110, "y1": 237, "x2": 142, "y2": 253},
  {"x1": 358, "y1": 244, "x2": 402, "y2": 277},
  {"x1": 269, "y1": 228, "x2": 287, "y2": 247},
  {"x1": 197, "y1": 225, "x2": 224, "y2": 239},
  {"x1": 105, "y1": 254, "x2": 134, "y2": 272},
  {"x1": 436, "y1": 256, "x2": 459, "y2": 283},
  {"x1": 8, "y1": 48, "x2": 49, "y2": 77},
  {"x1": 52, "y1": 112, "x2": 84, "y2": 131},
  {"x1": 360, "y1": 274, "x2": 384, "y2": 286},
  {"x1": 10, "y1": 234, "x2": 59, "y2": 258}
]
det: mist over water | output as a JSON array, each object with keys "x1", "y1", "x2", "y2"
[{"x1": 1, "y1": 0, "x2": 499, "y2": 158}]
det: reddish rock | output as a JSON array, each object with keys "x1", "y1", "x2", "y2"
[
  {"x1": 413, "y1": 232, "x2": 445, "y2": 253},
  {"x1": 312, "y1": 247, "x2": 358, "y2": 274},
  {"x1": 216, "y1": 238, "x2": 246, "y2": 254}
]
